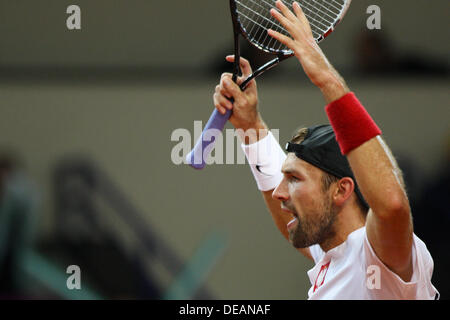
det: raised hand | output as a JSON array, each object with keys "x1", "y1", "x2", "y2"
[
  {"x1": 213, "y1": 56, "x2": 268, "y2": 143},
  {"x1": 268, "y1": 1, "x2": 349, "y2": 102}
]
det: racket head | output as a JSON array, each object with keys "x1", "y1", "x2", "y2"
[{"x1": 230, "y1": 0, "x2": 352, "y2": 56}]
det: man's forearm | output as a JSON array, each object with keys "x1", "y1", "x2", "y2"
[
  {"x1": 237, "y1": 118, "x2": 269, "y2": 145},
  {"x1": 317, "y1": 68, "x2": 350, "y2": 104}
]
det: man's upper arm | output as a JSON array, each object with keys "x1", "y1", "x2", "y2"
[
  {"x1": 347, "y1": 136, "x2": 414, "y2": 281},
  {"x1": 365, "y1": 206, "x2": 414, "y2": 282}
]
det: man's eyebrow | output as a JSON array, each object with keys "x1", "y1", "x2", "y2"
[{"x1": 282, "y1": 167, "x2": 304, "y2": 176}]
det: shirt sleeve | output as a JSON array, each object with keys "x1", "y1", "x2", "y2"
[{"x1": 363, "y1": 230, "x2": 439, "y2": 299}]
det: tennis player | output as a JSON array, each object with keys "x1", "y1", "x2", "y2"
[{"x1": 213, "y1": 1, "x2": 439, "y2": 299}]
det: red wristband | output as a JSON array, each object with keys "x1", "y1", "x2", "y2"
[{"x1": 325, "y1": 92, "x2": 381, "y2": 155}]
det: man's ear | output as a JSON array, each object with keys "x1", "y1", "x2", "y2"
[{"x1": 332, "y1": 177, "x2": 355, "y2": 206}]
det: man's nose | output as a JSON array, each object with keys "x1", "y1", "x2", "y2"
[{"x1": 272, "y1": 177, "x2": 288, "y2": 201}]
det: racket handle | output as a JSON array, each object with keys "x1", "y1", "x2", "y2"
[{"x1": 186, "y1": 108, "x2": 232, "y2": 169}]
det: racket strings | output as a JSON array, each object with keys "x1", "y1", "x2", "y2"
[
  {"x1": 304, "y1": 0, "x2": 338, "y2": 20},
  {"x1": 235, "y1": 0, "x2": 346, "y2": 53},
  {"x1": 303, "y1": 0, "x2": 342, "y2": 24},
  {"x1": 301, "y1": 0, "x2": 338, "y2": 23},
  {"x1": 299, "y1": 0, "x2": 339, "y2": 35},
  {"x1": 236, "y1": 0, "x2": 290, "y2": 51}
]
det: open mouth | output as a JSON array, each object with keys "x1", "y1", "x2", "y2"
[
  {"x1": 281, "y1": 205, "x2": 298, "y2": 218},
  {"x1": 287, "y1": 216, "x2": 299, "y2": 232}
]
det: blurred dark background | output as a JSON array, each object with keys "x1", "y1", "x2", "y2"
[{"x1": 0, "y1": 0, "x2": 449, "y2": 299}]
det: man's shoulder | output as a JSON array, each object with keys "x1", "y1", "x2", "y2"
[{"x1": 309, "y1": 226, "x2": 366, "y2": 263}]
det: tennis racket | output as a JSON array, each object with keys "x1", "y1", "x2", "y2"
[{"x1": 187, "y1": 0, "x2": 352, "y2": 169}]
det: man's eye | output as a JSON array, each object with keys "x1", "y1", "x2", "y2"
[{"x1": 290, "y1": 176, "x2": 301, "y2": 181}]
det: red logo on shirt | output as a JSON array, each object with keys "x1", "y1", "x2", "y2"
[{"x1": 313, "y1": 261, "x2": 330, "y2": 293}]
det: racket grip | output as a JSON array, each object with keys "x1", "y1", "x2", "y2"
[{"x1": 186, "y1": 108, "x2": 232, "y2": 169}]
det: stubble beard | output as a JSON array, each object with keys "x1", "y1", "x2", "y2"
[{"x1": 289, "y1": 196, "x2": 338, "y2": 249}]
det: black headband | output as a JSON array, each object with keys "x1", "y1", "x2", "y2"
[{"x1": 285, "y1": 124, "x2": 369, "y2": 211}]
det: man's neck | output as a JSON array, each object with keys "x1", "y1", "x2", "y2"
[{"x1": 319, "y1": 208, "x2": 366, "y2": 253}]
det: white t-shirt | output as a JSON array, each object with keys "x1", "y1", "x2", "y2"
[{"x1": 307, "y1": 227, "x2": 439, "y2": 299}]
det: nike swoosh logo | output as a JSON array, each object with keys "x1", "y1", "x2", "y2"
[{"x1": 256, "y1": 165, "x2": 272, "y2": 177}]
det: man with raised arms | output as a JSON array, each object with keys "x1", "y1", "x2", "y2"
[{"x1": 212, "y1": 1, "x2": 438, "y2": 299}]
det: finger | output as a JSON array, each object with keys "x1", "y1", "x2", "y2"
[
  {"x1": 213, "y1": 93, "x2": 228, "y2": 115},
  {"x1": 221, "y1": 72, "x2": 233, "y2": 82},
  {"x1": 219, "y1": 83, "x2": 232, "y2": 99},
  {"x1": 275, "y1": 0, "x2": 297, "y2": 23},
  {"x1": 213, "y1": 95, "x2": 227, "y2": 114},
  {"x1": 215, "y1": 84, "x2": 220, "y2": 93},
  {"x1": 267, "y1": 29, "x2": 293, "y2": 49},
  {"x1": 245, "y1": 78, "x2": 257, "y2": 90},
  {"x1": 270, "y1": 8, "x2": 294, "y2": 34},
  {"x1": 220, "y1": 74, "x2": 236, "y2": 94},
  {"x1": 218, "y1": 107, "x2": 227, "y2": 115},
  {"x1": 216, "y1": 91, "x2": 234, "y2": 110},
  {"x1": 222, "y1": 77, "x2": 243, "y2": 103},
  {"x1": 226, "y1": 55, "x2": 253, "y2": 78},
  {"x1": 220, "y1": 75, "x2": 236, "y2": 97},
  {"x1": 292, "y1": 2, "x2": 312, "y2": 31},
  {"x1": 236, "y1": 75, "x2": 257, "y2": 91},
  {"x1": 225, "y1": 56, "x2": 256, "y2": 90}
]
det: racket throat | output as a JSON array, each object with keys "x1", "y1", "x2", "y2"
[
  {"x1": 230, "y1": 0, "x2": 241, "y2": 82},
  {"x1": 232, "y1": 38, "x2": 241, "y2": 82},
  {"x1": 239, "y1": 57, "x2": 281, "y2": 90}
]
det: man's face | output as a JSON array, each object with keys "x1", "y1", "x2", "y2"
[{"x1": 272, "y1": 154, "x2": 338, "y2": 248}]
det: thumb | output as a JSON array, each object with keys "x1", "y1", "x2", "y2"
[
  {"x1": 226, "y1": 55, "x2": 253, "y2": 78},
  {"x1": 223, "y1": 77, "x2": 243, "y2": 102}
]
